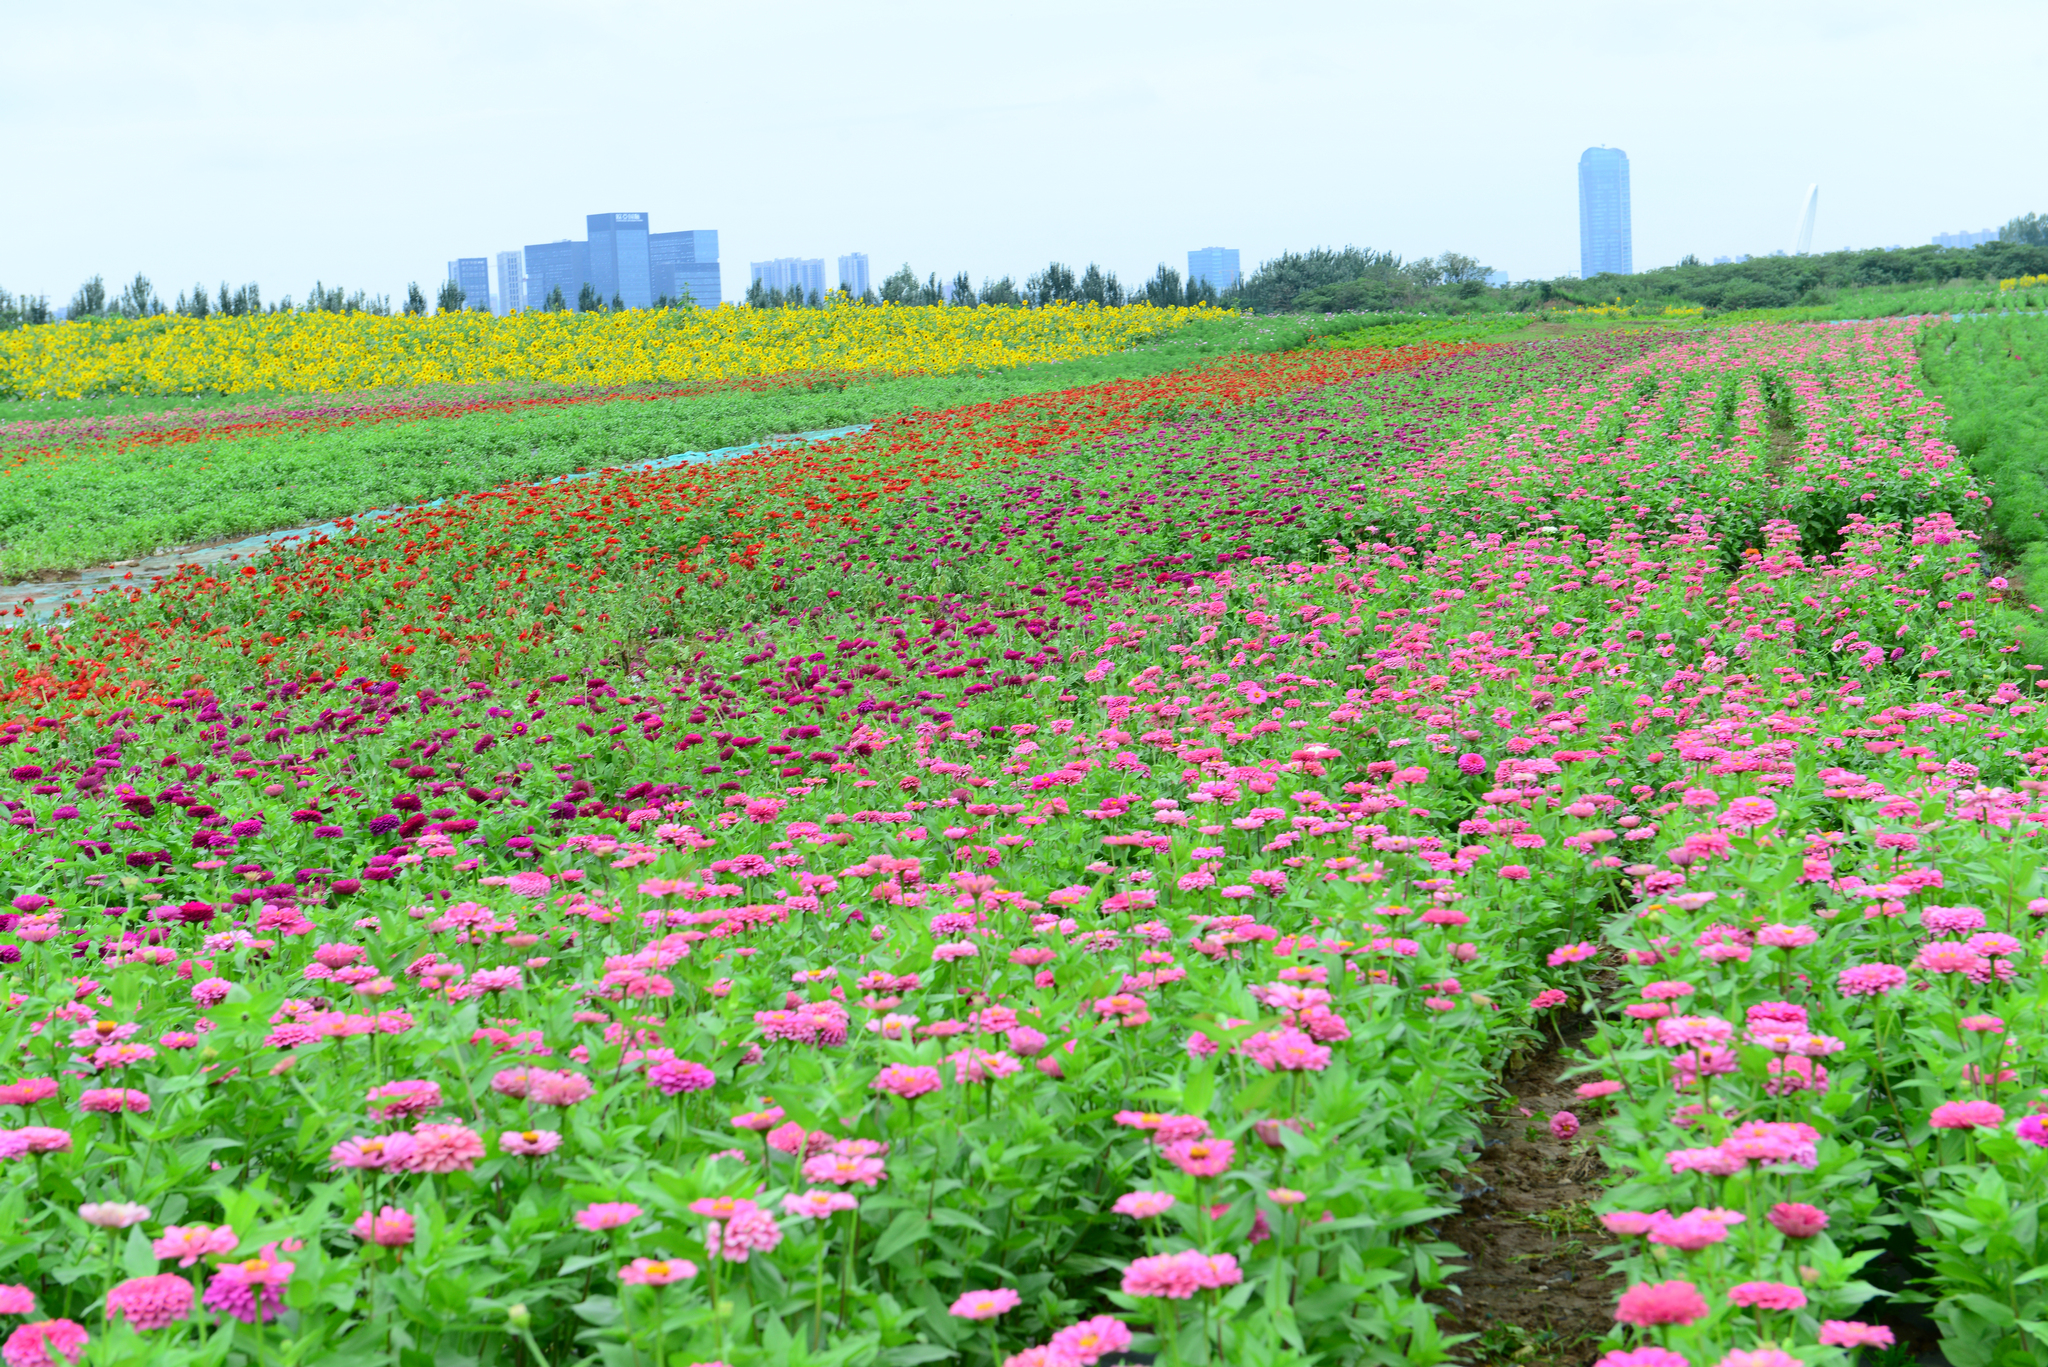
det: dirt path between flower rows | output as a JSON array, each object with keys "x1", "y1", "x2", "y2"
[{"x1": 1432, "y1": 1027, "x2": 1619, "y2": 1365}]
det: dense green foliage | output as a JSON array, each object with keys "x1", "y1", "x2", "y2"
[{"x1": 1920, "y1": 313, "x2": 2048, "y2": 579}]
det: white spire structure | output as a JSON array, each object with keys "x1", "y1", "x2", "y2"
[{"x1": 1794, "y1": 184, "x2": 1819, "y2": 255}]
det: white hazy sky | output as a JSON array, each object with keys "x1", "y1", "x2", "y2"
[{"x1": 4, "y1": 0, "x2": 2044, "y2": 308}]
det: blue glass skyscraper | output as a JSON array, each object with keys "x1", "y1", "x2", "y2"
[
  {"x1": 650, "y1": 229, "x2": 721, "y2": 307},
  {"x1": 1186, "y1": 247, "x2": 1240, "y2": 292},
  {"x1": 446, "y1": 258, "x2": 491, "y2": 310},
  {"x1": 1578, "y1": 147, "x2": 1633, "y2": 277},
  {"x1": 588, "y1": 213, "x2": 653, "y2": 309},
  {"x1": 523, "y1": 240, "x2": 588, "y2": 310}
]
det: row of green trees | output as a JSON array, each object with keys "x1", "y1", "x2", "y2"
[{"x1": 736, "y1": 261, "x2": 1218, "y2": 312}]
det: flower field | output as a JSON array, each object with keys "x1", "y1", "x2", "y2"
[
  {"x1": 0, "y1": 303, "x2": 1212, "y2": 401},
  {"x1": 0, "y1": 314, "x2": 2042, "y2": 1367}
]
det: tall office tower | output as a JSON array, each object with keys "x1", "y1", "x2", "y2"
[
  {"x1": 1186, "y1": 247, "x2": 1240, "y2": 292},
  {"x1": 523, "y1": 239, "x2": 589, "y2": 311},
  {"x1": 587, "y1": 212, "x2": 654, "y2": 309},
  {"x1": 649, "y1": 229, "x2": 722, "y2": 307},
  {"x1": 446, "y1": 258, "x2": 491, "y2": 311},
  {"x1": 494, "y1": 251, "x2": 525, "y2": 313},
  {"x1": 838, "y1": 252, "x2": 871, "y2": 296},
  {"x1": 1578, "y1": 147, "x2": 1633, "y2": 277},
  {"x1": 750, "y1": 257, "x2": 827, "y2": 299}
]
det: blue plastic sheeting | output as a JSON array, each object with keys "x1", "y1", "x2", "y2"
[{"x1": 8, "y1": 423, "x2": 871, "y2": 622}]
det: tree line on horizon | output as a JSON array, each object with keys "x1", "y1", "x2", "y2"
[{"x1": 6, "y1": 211, "x2": 2045, "y2": 330}]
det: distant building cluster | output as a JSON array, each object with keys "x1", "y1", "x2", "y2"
[
  {"x1": 447, "y1": 213, "x2": 722, "y2": 314},
  {"x1": 441, "y1": 220, "x2": 1246, "y2": 312},
  {"x1": 1934, "y1": 227, "x2": 1997, "y2": 249},
  {"x1": 751, "y1": 257, "x2": 827, "y2": 299}
]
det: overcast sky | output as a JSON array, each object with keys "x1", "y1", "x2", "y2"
[{"x1": 5, "y1": 0, "x2": 2043, "y2": 309}]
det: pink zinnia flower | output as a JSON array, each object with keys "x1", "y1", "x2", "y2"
[
  {"x1": 330, "y1": 1133, "x2": 416, "y2": 1171},
  {"x1": 1930, "y1": 1100, "x2": 2004, "y2": 1130},
  {"x1": 781, "y1": 1190, "x2": 859, "y2": 1220},
  {"x1": 1712, "y1": 1351, "x2": 1800, "y2": 1367},
  {"x1": 1594, "y1": 1351, "x2": 1690, "y2": 1367},
  {"x1": 1048, "y1": 1316, "x2": 1132, "y2": 1364},
  {"x1": 1613, "y1": 1280, "x2": 1708, "y2": 1327},
  {"x1": 1599, "y1": 1211, "x2": 1666, "y2": 1237},
  {"x1": 1725, "y1": 1281, "x2": 1805, "y2": 1311},
  {"x1": 950, "y1": 1287, "x2": 1021, "y2": 1320},
  {"x1": 872, "y1": 1065, "x2": 943, "y2": 1100},
  {"x1": 78, "y1": 1089, "x2": 150, "y2": 1114},
  {"x1": 1647, "y1": 1212, "x2": 1729, "y2": 1251},
  {"x1": 1576, "y1": 1080, "x2": 1624, "y2": 1100},
  {"x1": 618, "y1": 1258, "x2": 696, "y2": 1286},
  {"x1": 1836, "y1": 962, "x2": 1907, "y2": 996},
  {"x1": 0, "y1": 1286, "x2": 32, "y2": 1315},
  {"x1": 528, "y1": 1070, "x2": 594, "y2": 1108},
  {"x1": 1818, "y1": 1322, "x2": 1895, "y2": 1348},
  {"x1": 802, "y1": 1152, "x2": 887, "y2": 1188},
  {"x1": 401, "y1": 1123, "x2": 485, "y2": 1173},
  {"x1": 201, "y1": 1251, "x2": 293, "y2": 1324},
  {"x1": 1112, "y1": 1191, "x2": 1175, "y2": 1219},
  {"x1": 1, "y1": 1320, "x2": 89, "y2": 1367},
  {"x1": 500, "y1": 1129, "x2": 562, "y2": 1157},
  {"x1": 352, "y1": 1206, "x2": 416, "y2": 1248},
  {"x1": 365, "y1": 1079, "x2": 442, "y2": 1120},
  {"x1": 706, "y1": 1206, "x2": 782, "y2": 1262},
  {"x1": 1119, "y1": 1253, "x2": 1204, "y2": 1300},
  {"x1": 574, "y1": 1202, "x2": 643, "y2": 1232},
  {"x1": 104, "y1": 1271, "x2": 193, "y2": 1331},
  {"x1": 646, "y1": 1059, "x2": 715, "y2": 1096},
  {"x1": 1549, "y1": 1111, "x2": 1579, "y2": 1141},
  {"x1": 1719, "y1": 795, "x2": 1777, "y2": 828},
  {"x1": 152, "y1": 1224, "x2": 237, "y2": 1267},
  {"x1": 1766, "y1": 1202, "x2": 1828, "y2": 1238},
  {"x1": 79, "y1": 1202, "x2": 149, "y2": 1230},
  {"x1": 1160, "y1": 1137, "x2": 1234, "y2": 1177}
]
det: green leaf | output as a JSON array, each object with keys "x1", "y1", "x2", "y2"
[
  {"x1": 869, "y1": 1210, "x2": 931, "y2": 1265},
  {"x1": 879, "y1": 1347, "x2": 957, "y2": 1366},
  {"x1": 929, "y1": 1208, "x2": 994, "y2": 1237}
]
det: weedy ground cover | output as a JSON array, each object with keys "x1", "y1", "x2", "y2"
[{"x1": 0, "y1": 318, "x2": 2037, "y2": 1367}]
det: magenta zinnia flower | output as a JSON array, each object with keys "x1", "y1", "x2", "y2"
[
  {"x1": 105, "y1": 1273, "x2": 193, "y2": 1331},
  {"x1": 402, "y1": 1123, "x2": 485, "y2": 1173},
  {"x1": 152, "y1": 1224, "x2": 237, "y2": 1267},
  {"x1": 365, "y1": 1079, "x2": 441, "y2": 1120},
  {"x1": 1930, "y1": 1100, "x2": 2005, "y2": 1130},
  {"x1": 1766, "y1": 1202, "x2": 1828, "y2": 1238},
  {"x1": 1048, "y1": 1316, "x2": 1132, "y2": 1364},
  {"x1": 0, "y1": 1286, "x2": 31, "y2": 1316},
  {"x1": 201, "y1": 1253, "x2": 293, "y2": 1324},
  {"x1": 1818, "y1": 1321, "x2": 1895, "y2": 1348},
  {"x1": 1613, "y1": 1280, "x2": 1708, "y2": 1327},
  {"x1": 574, "y1": 1202, "x2": 643, "y2": 1232},
  {"x1": 352, "y1": 1206, "x2": 416, "y2": 1248},
  {"x1": 1, "y1": 1319, "x2": 89, "y2": 1367}
]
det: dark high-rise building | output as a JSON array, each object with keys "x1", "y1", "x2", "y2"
[
  {"x1": 587, "y1": 212, "x2": 653, "y2": 309},
  {"x1": 650, "y1": 229, "x2": 721, "y2": 308},
  {"x1": 1578, "y1": 147, "x2": 1633, "y2": 278},
  {"x1": 523, "y1": 240, "x2": 588, "y2": 310},
  {"x1": 446, "y1": 258, "x2": 491, "y2": 311}
]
